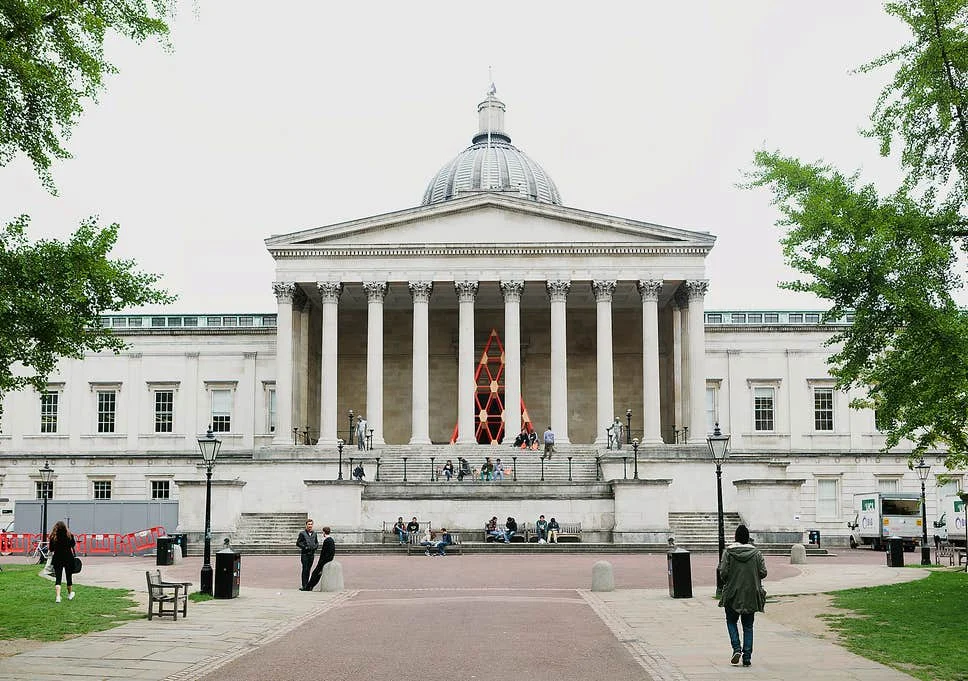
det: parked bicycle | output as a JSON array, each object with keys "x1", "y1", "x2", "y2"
[{"x1": 28, "y1": 540, "x2": 49, "y2": 564}]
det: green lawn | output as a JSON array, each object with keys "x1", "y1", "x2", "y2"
[
  {"x1": 823, "y1": 570, "x2": 968, "y2": 681},
  {"x1": 0, "y1": 564, "x2": 141, "y2": 641}
]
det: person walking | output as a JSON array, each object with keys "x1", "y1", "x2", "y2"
[
  {"x1": 718, "y1": 524, "x2": 767, "y2": 667},
  {"x1": 48, "y1": 521, "x2": 76, "y2": 603},
  {"x1": 306, "y1": 526, "x2": 336, "y2": 591},
  {"x1": 541, "y1": 426, "x2": 555, "y2": 460},
  {"x1": 296, "y1": 519, "x2": 319, "y2": 590}
]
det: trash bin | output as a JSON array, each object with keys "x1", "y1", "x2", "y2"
[
  {"x1": 156, "y1": 536, "x2": 174, "y2": 566},
  {"x1": 214, "y1": 546, "x2": 241, "y2": 599},
  {"x1": 808, "y1": 530, "x2": 821, "y2": 546},
  {"x1": 886, "y1": 535, "x2": 905, "y2": 567},
  {"x1": 167, "y1": 534, "x2": 189, "y2": 558},
  {"x1": 667, "y1": 547, "x2": 693, "y2": 598}
]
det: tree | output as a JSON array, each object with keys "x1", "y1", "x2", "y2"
[
  {"x1": 1, "y1": 1, "x2": 172, "y2": 191},
  {"x1": 746, "y1": 152, "x2": 968, "y2": 469},
  {"x1": 0, "y1": 215, "x2": 172, "y2": 397}
]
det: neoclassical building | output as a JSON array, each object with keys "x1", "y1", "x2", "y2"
[{"x1": 0, "y1": 92, "x2": 962, "y2": 546}]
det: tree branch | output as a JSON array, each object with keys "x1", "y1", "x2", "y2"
[{"x1": 1, "y1": 0, "x2": 89, "y2": 43}]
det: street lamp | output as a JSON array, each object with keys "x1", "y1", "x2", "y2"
[
  {"x1": 914, "y1": 457, "x2": 931, "y2": 566},
  {"x1": 626, "y1": 409, "x2": 632, "y2": 444},
  {"x1": 39, "y1": 460, "x2": 53, "y2": 544},
  {"x1": 707, "y1": 422, "x2": 730, "y2": 596},
  {"x1": 632, "y1": 438, "x2": 640, "y2": 479},
  {"x1": 336, "y1": 438, "x2": 344, "y2": 480},
  {"x1": 347, "y1": 410, "x2": 354, "y2": 445},
  {"x1": 197, "y1": 427, "x2": 222, "y2": 595}
]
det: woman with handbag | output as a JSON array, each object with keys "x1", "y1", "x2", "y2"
[{"x1": 48, "y1": 520, "x2": 77, "y2": 603}]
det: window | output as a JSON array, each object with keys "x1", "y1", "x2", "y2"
[
  {"x1": 151, "y1": 480, "x2": 170, "y2": 500},
  {"x1": 154, "y1": 390, "x2": 174, "y2": 433},
  {"x1": 805, "y1": 313, "x2": 820, "y2": 324},
  {"x1": 816, "y1": 478, "x2": 839, "y2": 519},
  {"x1": 267, "y1": 388, "x2": 277, "y2": 434},
  {"x1": 764, "y1": 313, "x2": 779, "y2": 323},
  {"x1": 731, "y1": 313, "x2": 746, "y2": 324},
  {"x1": 753, "y1": 387, "x2": 774, "y2": 431},
  {"x1": 706, "y1": 313, "x2": 723, "y2": 324},
  {"x1": 151, "y1": 317, "x2": 166, "y2": 327},
  {"x1": 705, "y1": 384, "x2": 719, "y2": 434},
  {"x1": 211, "y1": 389, "x2": 232, "y2": 433},
  {"x1": 40, "y1": 391, "x2": 59, "y2": 433},
  {"x1": 35, "y1": 481, "x2": 53, "y2": 500},
  {"x1": 93, "y1": 480, "x2": 112, "y2": 500},
  {"x1": 814, "y1": 388, "x2": 834, "y2": 431},
  {"x1": 747, "y1": 313, "x2": 762, "y2": 323},
  {"x1": 97, "y1": 390, "x2": 117, "y2": 433},
  {"x1": 878, "y1": 478, "x2": 900, "y2": 493},
  {"x1": 788, "y1": 313, "x2": 803, "y2": 323}
]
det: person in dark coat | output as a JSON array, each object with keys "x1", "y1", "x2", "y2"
[
  {"x1": 306, "y1": 526, "x2": 336, "y2": 591},
  {"x1": 48, "y1": 520, "x2": 76, "y2": 602},
  {"x1": 718, "y1": 524, "x2": 767, "y2": 667},
  {"x1": 296, "y1": 519, "x2": 319, "y2": 590}
]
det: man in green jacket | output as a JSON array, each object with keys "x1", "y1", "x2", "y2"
[{"x1": 718, "y1": 524, "x2": 767, "y2": 667}]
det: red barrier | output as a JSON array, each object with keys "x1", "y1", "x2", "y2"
[
  {"x1": 118, "y1": 526, "x2": 166, "y2": 556},
  {"x1": 79, "y1": 533, "x2": 122, "y2": 556},
  {"x1": 2, "y1": 527, "x2": 167, "y2": 557},
  {"x1": 0, "y1": 532, "x2": 36, "y2": 555}
]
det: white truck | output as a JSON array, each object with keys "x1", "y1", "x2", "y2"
[
  {"x1": 848, "y1": 492, "x2": 923, "y2": 551},
  {"x1": 934, "y1": 494, "x2": 967, "y2": 547}
]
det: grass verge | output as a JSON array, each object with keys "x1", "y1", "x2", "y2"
[
  {"x1": 823, "y1": 570, "x2": 967, "y2": 681},
  {"x1": 0, "y1": 564, "x2": 141, "y2": 641},
  {"x1": 189, "y1": 592, "x2": 214, "y2": 603}
]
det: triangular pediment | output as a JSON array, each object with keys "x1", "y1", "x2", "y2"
[{"x1": 266, "y1": 193, "x2": 714, "y2": 252}]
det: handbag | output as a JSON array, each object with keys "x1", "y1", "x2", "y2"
[{"x1": 72, "y1": 546, "x2": 82, "y2": 574}]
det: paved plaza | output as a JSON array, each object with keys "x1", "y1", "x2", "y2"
[{"x1": 0, "y1": 551, "x2": 927, "y2": 680}]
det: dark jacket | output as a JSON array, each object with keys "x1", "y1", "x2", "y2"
[
  {"x1": 718, "y1": 542, "x2": 767, "y2": 614},
  {"x1": 406, "y1": 521, "x2": 420, "y2": 533},
  {"x1": 296, "y1": 529, "x2": 318, "y2": 554},
  {"x1": 50, "y1": 533, "x2": 75, "y2": 565},
  {"x1": 548, "y1": 519, "x2": 560, "y2": 531},
  {"x1": 319, "y1": 535, "x2": 336, "y2": 566},
  {"x1": 506, "y1": 518, "x2": 518, "y2": 533}
]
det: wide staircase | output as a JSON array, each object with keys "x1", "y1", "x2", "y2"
[
  {"x1": 231, "y1": 512, "x2": 308, "y2": 554},
  {"x1": 669, "y1": 512, "x2": 827, "y2": 555},
  {"x1": 369, "y1": 451, "x2": 600, "y2": 483}
]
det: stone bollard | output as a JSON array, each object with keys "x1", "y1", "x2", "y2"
[
  {"x1": 314, "y1": 561, "x2": 344, "y2": 592},
  {"x1": 790, "y1": 543, "x2": 807, "y2": 564},
  {"x1": 591, "y1": 560, "x2": 615, "y2": 592},
  {"x1": 172, "y1": 544, "x2": 183, "y2": 565}
]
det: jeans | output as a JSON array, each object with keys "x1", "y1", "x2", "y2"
[
  {"x1": 724, "y1": 606, "x2": 754, "y2": 662},
  {"x1": 395, "y1": 528, "x2": 407, "y2": 544},
  {"x1": 435, "y1": 541, "x2": 448, "y2": 556},
  {"x1": 504, "y1": 530, "x2": 515, "y2": 542},
  {"x1": 444, "y1": 470, "x2": 453, "y2": 481}
]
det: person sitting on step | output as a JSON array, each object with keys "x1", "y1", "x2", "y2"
[{"x1": 493, "y1": 458, "x2": 505, "y2": 481}]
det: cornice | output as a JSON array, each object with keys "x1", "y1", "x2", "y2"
[{"x1": 270, "y1": 243, "x2": 713, "y2": 259}]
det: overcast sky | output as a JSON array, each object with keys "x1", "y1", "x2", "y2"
[{"x1": 2, "y1": 1, "x2": 920, "y2": 313}]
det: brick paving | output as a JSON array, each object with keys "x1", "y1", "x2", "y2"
[{"x1": 0, "y1": 551, "x2": 927, "y2": 680}]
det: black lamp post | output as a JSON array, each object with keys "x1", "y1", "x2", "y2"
[
  {"x1": 512, "y1": 456, "x2": 517, "y2": 481},
  {"x1": 632, "y1": 438, "x2": 640, "y2": 479},
  {"x1": 707, "y1": 422, "x2": 730, "y2": 596},
  {"x1": 197, "y1": 427, "x2": 222, "y2": 595},
  {"x1": 430, "y1": 456, "x2": 436, "y2": 482},
  {"x1": 39, "y1": 460, "x2": 53, "y2": 544},
  {"x1": 915, "y1": 457, "x2": 931, "y2": 566},
  {"x1": 347, "y1": 410, "x2": 354, "y2": 445},
  {"x1": 626, "y1": 409, "x2": 632, "y2": 444},
  {"x1": 337, "y1": 438, "x2": 344, "y2": 480}
]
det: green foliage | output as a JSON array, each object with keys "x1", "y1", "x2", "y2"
[
  {"x1": 824, "y1": 570, "x2": 968, "y2": 681},
  {"x1": 747, "y1": 152, "x2": 968, "y2": 469},
  {"x1": 858, "y1": 0, "x2": 968, "y2": 208},
  {"x1": 0, "y1": 215, "x2": 173, "y2": 397},
  {"x1": 188, "y1": 591, "x2": 213, "y2": 602},
  {"x1": 0, "y1": 564, "x2": 142, "y2": 640},
  {"x1": 0, "y1": 0, "x2": 172, "y2": 191}
]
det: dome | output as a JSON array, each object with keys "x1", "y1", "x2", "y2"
[{"x1": 422, "y1": 92, "x2": 562, "y2": 206}]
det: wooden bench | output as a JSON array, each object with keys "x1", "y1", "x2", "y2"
[
  {"x1": 940, "y1": 541, "x2": 968, "y2": 566},
  {"x1": 383, "y1": 520, "x2": 430, "y2": 545},
  {"x1": 483, "y1": 525, "x2": 526, "y2": 542},
  {"x1": 407, "y1": 533, "x2": 462, "y2": 555},
  {"x1": 528, "y1": 522, "x2": 582, "y2": 543},
  {"x1": 146, "y1": 570, "x2": 191, "y2": 621}
]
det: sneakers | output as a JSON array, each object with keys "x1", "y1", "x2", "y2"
[
  {"x1": 742, "y1": 659, "x2": 751, "y2": 667},
  {"x1": 55, "y1": 596, "x2": 61, "y2": 603},
  {"x1": 424, "y1": 550, "x2": 431, "y2": 556},
  {"x1": 730, "y1": 652, "x2": 741, "y2": 665},
  {"x1": 68, "y1": 591, "x2": 75, "y2": 601}
]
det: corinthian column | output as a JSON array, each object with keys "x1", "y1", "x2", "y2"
[
  {"x1": 363, "y1": 282, "x2": 387, "y2": 445},
  {"x1": 638, "y1": 280, "x2": 664, "y2": 444},
  {"x1": 592, "y1": 280, "x2": 617, "y2": 445},
  {"x1": 317, "y1": 282, "x2": 342, "y2": 445},
  {"x1": 409, "y1": 282, "x2": 433, "y2": 444},
  {"x1": 501, "y1": 281, "x2": 524, "y2": 440},
  {"x1": 272, "y1": 282, "x2": 296, "y2": 445},
  {"x1": 686, "y1": 280, "x2": 709, "y2": 443},
  {"x1": 455, "y1": 280, "x2": 478, "y2": 444},
  {"x1": 547, "y1": 280, "x2": 571, "y2": 443}
]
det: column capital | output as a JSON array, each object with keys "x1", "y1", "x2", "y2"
[
  {"x1": 546, "y1": 280, "x2": 571, "y2": 302},
  {"x1": 408, "y1": 281, "x2": 433, "y2": 303},
  {"x1": 272, "y1": 281, "x2": 297, "y2": 302},
  {"x1": 316, "y1": 281, "x2": 343, "y2": 303},
  {"x1": 637, "y1": 279, "x2": 662, "y2": 302},
  {"x1": 500, "y1": 280, "x2": 525, "y2": 303},
  {"x1": 455, "y1": 280, "x2": 479, "y2": 303},
  {"x1": 685, "y1": 279, "x2": 709, "y2": 301},
  {"x1": 591, "y1": 280, "x2": 617, "y2": 302},
  {"x1": 362, "y1": 281, "x2": 388, "y2": 303}
]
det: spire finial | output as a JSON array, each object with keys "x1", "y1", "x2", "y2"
[{"x1": 487, "y1": 65, "x2": 496, "y2": 97}]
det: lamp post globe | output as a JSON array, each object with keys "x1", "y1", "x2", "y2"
[
  {"x1": 914, "y1": 458, "x2": 931, "y2": 566},
  {"x1": 707, "y1": 423, "x2": 730, "y2": 596},
  {"x1": 197, "y1": 427, "x2": 222, "y2": 595},
  {"x1": 39, "y1": 460, "x2": 54, "y2": 544}
]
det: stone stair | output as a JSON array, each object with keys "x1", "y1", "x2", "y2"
[
  {"x1": 232, "y1": 512, "x2": 307, "y2": 548},
  {"x1": 668, "y1": 511, "x2": 744, "y2": 549}
]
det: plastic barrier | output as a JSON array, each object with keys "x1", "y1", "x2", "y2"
[
  {"x1": 0, "y1": 532, "x2": 36, "y2": 555},
  {"x1": 119, "y1": 526, "x2": 166, "y2": 556},
  {"x1": 75, "y1": 533, "x2": 122, "y2": 556},
  {"x1": 2, "y1": 527, "x2": 167, "y2": 557}
]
